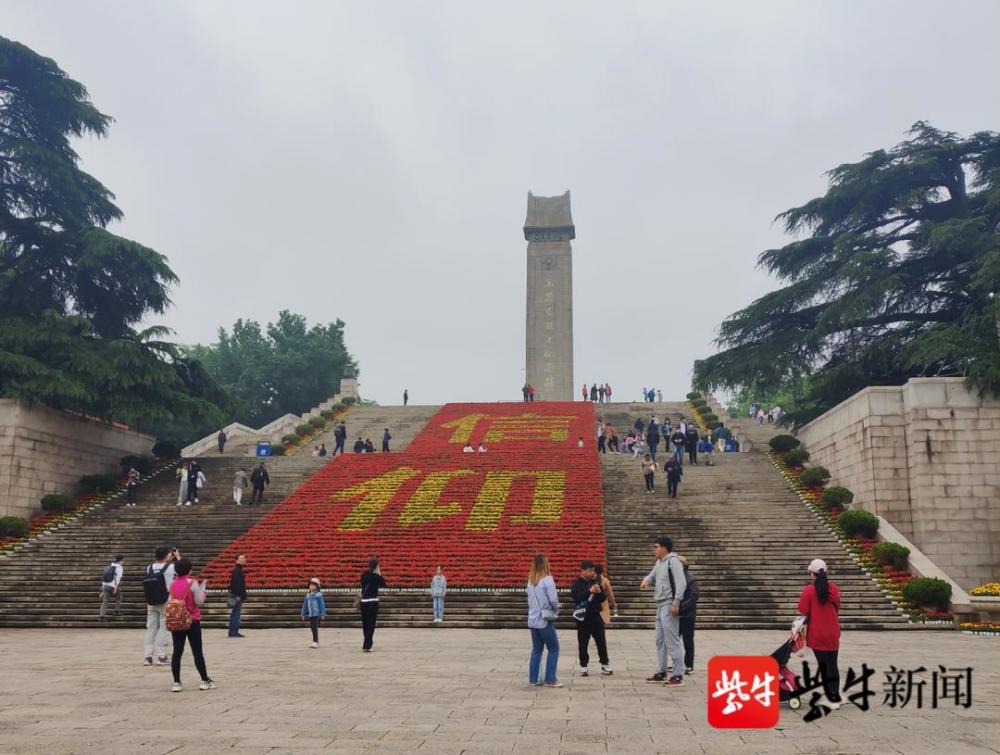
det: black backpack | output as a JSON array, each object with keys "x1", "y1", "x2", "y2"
[
  {"x1": 667, "y1": 558, "x2": 697, "y2": 614},
  {"x1": 142, "y1": 564, "x2": 170, "y2": 605},
  {"x1": 102, "y1": 564, "x2": 118, "y2": 584}
]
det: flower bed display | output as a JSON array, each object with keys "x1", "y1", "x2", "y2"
[
  {"x1": 768, "y1": 450, "x2": 952, "y2": 624},
  {"x1": 202, "y1": 402, "x2": 607, "y2": 587}
]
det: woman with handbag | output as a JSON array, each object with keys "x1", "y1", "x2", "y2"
[
  {"x1": 526, "y1": 554, "x2": 561, "y2": 688},
  {"x1": 165, "y1": 558, "x2": 215, "y2": 692}
]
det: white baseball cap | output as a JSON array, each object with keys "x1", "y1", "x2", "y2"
[
  {"x1": 808, "y1": 558, "x2": 827, "y2": 574},
  {"x1": 309, "y1": 577, "x2": 321, "y2": 587}
]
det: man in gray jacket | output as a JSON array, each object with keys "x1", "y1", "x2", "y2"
[{"x1": 640, "y1": 535, "x2": 687, "y2": 686}]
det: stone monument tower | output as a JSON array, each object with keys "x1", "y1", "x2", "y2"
[{"x1": 524, "y1": 191, "x2": 574, "y2": 401}]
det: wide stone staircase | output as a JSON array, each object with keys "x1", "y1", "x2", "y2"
[
  {"x1": 0, "y1": 400, "x2": 915, "y2": 631},
  {"x1": 0, "y1": 405, "x2": 441, "y2": 629},
  {"x1": 594, "y1": 402, "x2": 911, "y2": 629}
]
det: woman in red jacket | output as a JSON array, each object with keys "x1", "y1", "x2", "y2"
[{"x1": 797, "y1": 558, "x2": 842, "y2": 708}]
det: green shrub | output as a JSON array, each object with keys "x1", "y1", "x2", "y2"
[
  {"x1": 120, "y1": 455, "x2": 153, "y2": 476},
  {"x1": 41, "y1": 493, "x2": 76, "y2": 513},
  {"x1": 152, "y1": 440, "x2": 181, "y2": 459},
  {"x1": 282, "y1": 433, "x2": 299, "y2": 444},
  {"x1": 309, "y1": 416, "x2": 326, "y2": 428},
  {"x1": 0, "y1": 516, "x2": 29, "y2": 538},
  {"x1": 331, "y1": 403, "x2": 346, "y2": 412},
  {"x1": 707, "y1": 420, "x2": 721, "y2": 430},
  {"x1": 270, "y1": 445, "x2": 287, "y2": 456},
  {"x1": 838, "y1": 508, "x2": 878, "y2": 538},
  {"x1": 821, "y1": 486, "x2": 854, "y2": 510},
  {"x1": 799, "y1": 466, "x2": 831, "y2": 488},
  {"x1": 871, "y1": 541, "x2": 911, "y2": 570},
  {"x1": 702, "y1": 412, "x2": 718, "y2": 424},
  {"x1": 79, "y1": 474, "x2": 117, "y2": 493},
  {"x1": 295, "y1": 423, "x2": 312, "y2": 435},
  {"x1": 902, "y1": 577, "x2": 952, "y2": 609},
  {"x1": 686, "y1": 391, "x2": 702, "y2": 400},
  {"x1": 320, "y1": 409, "x2": 333, "y2": 419},
  {"x1": 783, "y1": 448, "x2": 810, "y2": 468},
  {"x1": 769, "y1": 434, "x2": 801, "y2": 453},
  {"x1": 341, "y1": 396, "x2": 356, "y2": 406}
]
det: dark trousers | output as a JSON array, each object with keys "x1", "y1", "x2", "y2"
[
  {"x1": 171, "y1": 621, "x2": 208, "y2": 684},
  {"x1": 228, "y1": 601, "x2": 242, "y2": 636},
  {"x1": 309, "y1": 616, "x2": 320, "y2": 642},
  {"x1": 187, "y1": 481, "x2": 198, "y2": 502},
  {"x1": 334, "y1": 438, "x2": 345, "y2": 455},
  {"x1": 361, "y1": 601, "x2": 379, "y2": 649},
  {"x1": 687, "y1": 445, "x2": 698, "y2": 464},
  {"x1": 597, "y1": 436, "x2": 606, "y2": 453},
  {"x1": 251, "y1": 485, "x2": 265, "y2": 505},
  {"x1": 680, "y1": 614, "x2": 695, "y2": 670},
  {"x1": 382, "y1": 441, "x2": 390, "y2": 452},
  {"x1": 576, "y1": 617, "x2": 609, "y2": 667},
  {"x1": 218, "y1": 441, "x2": 226, "y2": 454},
  {"x1": 813, "y1": 649, "x2": 841, "y2": 702},
  {"x1": 649, "y1": 438, "x2": 659, "y2": 460},
  {"x1": 643, "y1": 472, "x2": 654, "y2": 491},
  {"x1": 609, "y1": 437, "x2": 619, "y2": 452},
  {"x1": 127, "y1": 483, "x2": 137, "y2": 503},
  {"x1": 667, "y1": 478, "x2": 679, "y2": 497}
]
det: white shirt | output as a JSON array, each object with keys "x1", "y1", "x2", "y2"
[
  {"x1": 148, "y1": 561, "x2": 176, "y2": 590},
  {"x1": 102, "y1": 563, "x2": 124, "y2": 589}
]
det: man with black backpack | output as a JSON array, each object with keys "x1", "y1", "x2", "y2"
[
  {"x1": 143, "y1": 547, "x2": 178, "y2": 665},
  {"x1": 99, "y1": 554, "x2": 125, "y2": 623},
  {"x1": 640, "y1": 536, "x2": 687, "y2": 687}
]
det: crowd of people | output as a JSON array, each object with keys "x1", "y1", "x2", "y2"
[
  {"x1": 750, "y1": 402, "x2": 784, "y2": 425},
  {"x1": 581, "y1": 383, "x2": 613, "y2": 402},
  {"x1": 100, "y1": 539, "x2": 842, "y2": 708}
]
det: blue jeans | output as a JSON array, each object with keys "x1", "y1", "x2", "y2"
[
  {"x1": 674, "y1": 444, "x2": 684, "y2": 464},
  {"x1": 649, "y1": 439, "x2": 659, "y2": 460},
  {"x1": 529, "y1": 623, "x2": 560, "y2": 684},
  {"x1": 228, "y1": 600, "x2": 242, "y2": 636},
  {"x1": 432, "y1": 596, "x2": 444, "y2": 619}
]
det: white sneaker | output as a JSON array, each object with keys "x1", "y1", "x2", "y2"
[
  {"x1": 601, "y1": 665, "x2": 614, "y2": 675},
  {"x1": 825, "y1": 699, "x2": 842, "y2": 711},
  {"x1": 171, "y1": 682, "x2": 182, "y2": 692},
  {"x1": 198, "y1": 679, "x2": 216, "y2": 690},
  {"x1": 176, "y1": 502, "x2": 182, "y2": 506},
  {"x1": 310, "y1": 641, "x2": 319, "y2": 649},
  {"x1": 184, "y1": 502, "x2": 191, "y2": 506},
  {"x1": 579, "y1": 667, "x2": 589, "y2": 677},
  {"x1": 143, "y1": 657, "x2": 153, "y2": 666}
]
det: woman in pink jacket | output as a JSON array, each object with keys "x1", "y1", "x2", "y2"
[{"x1": 168, "y1": 559, "x2": 216, "y2": 693}]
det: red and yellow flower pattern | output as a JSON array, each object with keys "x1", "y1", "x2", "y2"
[{"x1": 202, "y1": 402, "x2": 606, "y2": 587}]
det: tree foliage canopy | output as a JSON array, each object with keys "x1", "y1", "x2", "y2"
[
  {"x1": 695, "y1": 123, "x2": 1000, "y2": 425},
  {"x1": 186, "y1": 311, "x2": 355, "y2": 427},
  {"x1": 0, "y1": 36, "x2": 224, "y2": 431}
]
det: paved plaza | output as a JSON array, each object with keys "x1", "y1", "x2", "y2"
[{"x1": 0, "y1": 627, "x2": 997, "y2": 754}]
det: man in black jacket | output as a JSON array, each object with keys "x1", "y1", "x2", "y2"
[
  {"x1": 678, "y1": 556, "x2": 699, "y2": 675},
  {"x1": 334, "y1": 422, "x2": 347, "y2": 456},
  {"x1": 685, "y1": 425, "x2": 700, "y2": 465},
  {"x1": 250, "y1": 462, "x2": 269, "y2": 505},
  {"x1": 227, "y1": 554, "x2": 248, "y2": 638},
  {"x1": 571, "y1": 561, "x2": 613, "y2": 677}
]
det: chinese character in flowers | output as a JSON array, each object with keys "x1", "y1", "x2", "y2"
[
  {"x1": 441, "y1": 413, "x2": 577, "y2": 445},
  {"x1": 708, "y1": 656, "x2": 780, "y2": 728}
]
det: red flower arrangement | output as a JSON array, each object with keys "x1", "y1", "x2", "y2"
[{"x1": 202, "y1": 403, "x2": 606, "y2": 587}]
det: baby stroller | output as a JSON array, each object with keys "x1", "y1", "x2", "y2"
[{"x1": 770, "y1": 616, "x2": 808, "y2": 709}]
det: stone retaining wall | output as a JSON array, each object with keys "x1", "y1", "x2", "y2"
[
  {"x1": 0, "y1": 400, "x2": 153, "y2": 520},
  {"x1": 798, "y1": 378, "x2": 1000, "y2": 590}
]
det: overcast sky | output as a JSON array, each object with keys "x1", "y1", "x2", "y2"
[{"x1": 5, "y1": 1, "x2": 1000, "y2": 406}]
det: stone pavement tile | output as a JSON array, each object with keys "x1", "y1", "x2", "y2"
[{"x1": 1, "y1": 628, "x2": 997, "y2": 754}]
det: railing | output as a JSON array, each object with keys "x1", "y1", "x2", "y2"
[{"x1": 182, "y1": 394, "x2": 346, "y2": 458}]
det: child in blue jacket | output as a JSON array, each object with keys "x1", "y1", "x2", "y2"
[{"x1": 301, "y1": 577, "x2": 327, "y2": 648}]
